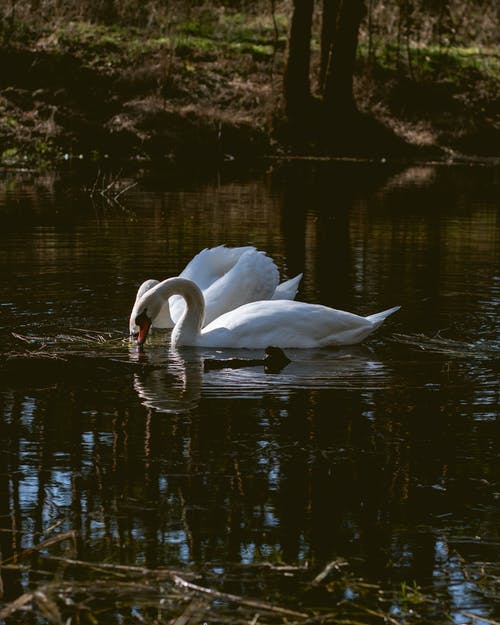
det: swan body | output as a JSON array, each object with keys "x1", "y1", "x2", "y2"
[
  {"x1": 129, "y1": 246, "x2": 302, "y2": 334},
  {"x1": 132, "y1": 277, "x2": 400, "y2": 349}
]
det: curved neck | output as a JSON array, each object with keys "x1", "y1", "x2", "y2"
[{"x1": 151, "y1": 277, "x2": 205, "y2": 345}]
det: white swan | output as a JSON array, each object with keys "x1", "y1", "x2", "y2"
[
  {"x1": 129, "y1": 245, "x2": 302, "y2": 334},
  {"x1": 131, "y1": 277, "x2": 400, "y2": 349}
]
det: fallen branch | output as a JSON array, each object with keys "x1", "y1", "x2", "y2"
[
  {"x1": 173, "y1": 575, "x2": 309, "y2": 619},
  {"x1": 42, "y1": 555, "x2": 194, "y2": 580},
  {"x1": 0, "y1": 591, "x2": 35, "y2": 620},
  {"x1": 461, "y1": 613, "x2": 500, "y2": 625},
  {"x1": 171, "y1": 598, "x2": 211, "y2": 625},
  {"x1": 311, "y1": 558, "x2": 349, "y2": 585},
  {"x1": 0, "y1": 531, "x2": 76, "y2": 566},
  {"x1": 0, "y1": 579, "x2": 175, "y2": 620},
  {"x1": 348, "y1": 601, "x2": 401, "y2": 625}
]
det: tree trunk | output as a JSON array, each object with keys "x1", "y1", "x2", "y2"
[
  {"x1": 323, "y1": 0, "x2": 366, "y2": 115},
  {"x1": 319, "y1": 0, "x2": 341, "y2": 94},
  {"x1": 283, "y1": 0, "x2": 314, "y2": 118}
]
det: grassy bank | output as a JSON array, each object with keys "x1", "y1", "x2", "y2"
[{"x1": 0, "y1": 6, "x2": 499, "y2": 167}]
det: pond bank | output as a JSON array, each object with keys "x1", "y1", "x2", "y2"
[{"x1": 1, "y1": 21, "x2": 499, "y2": 167}]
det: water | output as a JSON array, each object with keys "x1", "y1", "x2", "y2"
[{"x1": 0, "y1": 161, "x2": 498, "y2": 624}]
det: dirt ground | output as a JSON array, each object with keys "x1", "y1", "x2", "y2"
[{"x1": 0, "y1": 26, "x2": 499, "y2": 167}]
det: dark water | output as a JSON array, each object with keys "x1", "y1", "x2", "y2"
[{"x1": 0, "y1": 161, "x2": 498, "y2": 624}]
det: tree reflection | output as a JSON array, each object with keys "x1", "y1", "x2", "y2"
[
  {"x1": 0, "y1": 340, "x2": 497, "y2": 620},
  {"x1": 0, "y1": 163, "x2": 498, "y2": 620}
]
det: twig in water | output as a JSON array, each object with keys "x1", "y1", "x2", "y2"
[
  {"x1": 0, "y1": 590, "x2": 35, "y2": 620},
  {"x1": 114, "y1": 181, "x2": 137, "y2": 201},
  {"x1": 173, "y1": 575, "x2": 309, "y2": 619},
  {"x1": 171, "y1": 598, "x2": 211, "y2": 625},
  {"x1": 348, "y1": 601, "x2": 402, "y2": 625},
  {"x1": 42, "y1": 555, "x2": 193, "y2": 580},
  {"x1": 102, "y1": 168, "x2": 123, "y2": 196},
  {"x1": 89, "y1": 168, "x2": 102, "y2": 197},
  {"x1": 0, "y1": 530, "x2": 76, "y2": 566},
  {"x1": 461, "y1": 613, "x2": 500, "y2": 625},
  {"x1": 87, "y1": 169, "x2": 137, "y2": 210},
  {"x1": 33, "y1": 590, "x2": 63, "y2": 625},
  {"x1": 311, "y1": 558, "x2": 349, "y2": 585}
]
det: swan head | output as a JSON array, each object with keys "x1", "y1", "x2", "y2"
[
  {"x1": 133, "y1": 309, "x2": 153, "y2": 346},
  {"x1": 130, "y1": 286, "x2": 165, "y2": 345},
  {"x1": 131, "y1": 293, "x2": 165, "y2": 344}
]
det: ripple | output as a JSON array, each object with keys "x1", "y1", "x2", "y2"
[
  {"x1": 390, "y1": 333, "x2": 500, "y2": 359},
  {"x1": 128, "y1": 345, "x2": 396, "y2": 409}
]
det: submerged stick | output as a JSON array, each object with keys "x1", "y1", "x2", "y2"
[
  {"x1": 0, "y1": 579, "x2": 172, "y2": 620},
  {"x1": 42, "y1": 555, "x2": 193, "y2": 580},
  {"x1": 461, "y1": 613, "x2": 500, "y2": 625},
  {"x1": 173, "y1": 575, "x2": 308, "y2": 619},
  {"x1": 311, "y1": 558, "x2": 349, "y2": 585},
  {"x1": 0, "y1": 591, "x2": 35, "y2": 619},
  {"x1": 348, "y1": 601, "x2": 401, "y2": 625},
  {"x1": 204, "y1": 346, "x2": 291, "y2": 374},
  {"x1": 0, "y1": 531, "x2": 76, "y2": 566},
  {"x1": 171, "y1": 598, "x2": 211, "y2": 625}
]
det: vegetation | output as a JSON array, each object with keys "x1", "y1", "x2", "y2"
[
  {"x1": 0, "y1": 537, "x2": 439, "y2": 625},
  {"x1": 0, "y1": 1, "x2": 498, "y2": 166}
]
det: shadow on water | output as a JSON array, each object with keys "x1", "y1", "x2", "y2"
[{"x1": 0, "y1": 161, "x2": 498, "y2": 624}]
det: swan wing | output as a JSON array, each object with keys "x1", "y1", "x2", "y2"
[
  {"x1": 178, "y1": 245, "x2": 256, "y2": 289},
  {"x1": 201, "y1": 249, "x2": 280, "y2": 325},
  {"x1": 197, "y1": 300, "x2": 396, "y2": 349},
  {"x1": 171, "y1": 248, "x2": 280, "y2": 325},
  {"x1": 170, "y1": 245, "x2": 259, "y2": 323}
]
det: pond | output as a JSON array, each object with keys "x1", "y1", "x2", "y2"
[{"x1": 0, "y1": 160, "x2": 498, "y2": 624}]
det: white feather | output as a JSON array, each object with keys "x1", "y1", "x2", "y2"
[
  {"x1": 132, "y1": 277, "x2": 400, "y2": 349},
  {"x1": 129, "y1": 245, "x2": 301, "y2": 334}
]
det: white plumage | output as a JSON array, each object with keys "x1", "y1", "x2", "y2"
[
  {"x1": 129, "y1": 245, "x2": 302, "y2": 334},
  {"x1": 132, "y1": 277, "x2": 400, "y2": 349}
]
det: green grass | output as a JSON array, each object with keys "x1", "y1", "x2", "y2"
[
  {"x1": 42, "y1": 17, "x2": 283, "y2": 68},
  {"x1": 358, "y1": 40, "x2": 500, "y2": 83},
  {"x1": 1, "y1": 7, "x2": 498, "y2": 166}
]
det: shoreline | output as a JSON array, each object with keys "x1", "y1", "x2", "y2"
[{"x1": 1, "y1": 21, "x2": 499, "y2": 168}]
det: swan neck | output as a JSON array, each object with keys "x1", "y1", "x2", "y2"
[{"x1": 156, "y1": 278, "x2": 205, "y2": 345}]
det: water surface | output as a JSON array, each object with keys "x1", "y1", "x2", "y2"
[{"x1": 0, "y1": 161, "x2": 498, "y2": 624}]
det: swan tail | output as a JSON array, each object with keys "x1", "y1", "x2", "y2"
[
  {"x1": 316, "y1": 306, "x2": 400, "y2": 347},
  {"x1": 366, "y1": 305, "x2": 401, "y2": 329},
  {"x1": 272, "y1": 273, "x2": 303, "y2": 300}
]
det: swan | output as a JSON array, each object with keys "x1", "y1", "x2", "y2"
[
  {"x1": 131, "y1": 277, "x2": 400, "y2": 349},
  {"x1": 129, "y1": 245, "x2": 302, "y2": 334}
]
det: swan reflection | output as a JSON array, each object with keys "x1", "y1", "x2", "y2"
[
  {"x1": 132, "y1": 346, "x2": 204, "y2": 413},
  {"x1": 131, "y1": 343, "x2": 392, "y2": 413}
]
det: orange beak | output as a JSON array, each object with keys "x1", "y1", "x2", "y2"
[{"x1": 137, "y1": 317, "x2": 152, "y2": 346}]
